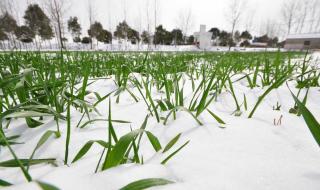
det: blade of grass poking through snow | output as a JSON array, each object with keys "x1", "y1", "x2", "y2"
[
  {"x1": 136, "y1": 116, "x2": 149, "y2": 150},
  {"x1": 206, "y1": 109, "x2": 226, "y2": 124},
  {"x1": 0, "y1": 135, "x2": 21, "y2": 146},
  {"x1": 0, "y1": 179, "x2": 12, "y2": 187},
  {"x1": 0, "y1": 129, "x2": 32, "y2": 182},
  {"x1": 72, "y1": 140, "x2": 110, "y2": 163},
  {"x1": 64, "y1": 77, "x2": 75, "y2": 165},
  {"x1": 0, "y1": 158, "x2": 56, "y2": 167},
  {"x1": 79, "y1": 119, "x2": 131, "y2": 129},
  {"x1": 120, "y1": 178, "x2": 174, "y2": 190},
  {"x1": 37, "y1": 181, "x2": 60, "y2": 190},
  {"x1": 161, "y1": 140, "x2": 190, "y2": 165},
  {"x1": 289, "y1": 88, "x2": 320, "y2": 147},
  {"x1": 195, "y1": 76, "x2": 215, "y2": 116},
  {"x1": 102, "y1": 129, "x2": 143, "y2": 170},
  {"x1": 243, "y1": 94, "x2": 248, "y2": 111},
  {"x1": 297, "y1": 89, "x2": 309, "y2": 116},
  {"x1": 228, "y1": 78, "x2": 240, "y2": 111},
  {"x1": 164, "y1": 107, "x2": 203, "y2": 126},
  {"x1": 146, "y1": 131, "x2": 162, "y2": 152},
  {"x1": 162, "y1": 133, "x2": 181, "y2": 153},
  {"x1": 248, "y1": 74, "x2": 288, "y2": 118},
  {"x1": 142, "y1": 78, "x2": 160, "y2": 122},
  {"x1": 27, "y1": 130, "x2": 58, "y2": 171},
  {"x1": 93, "y1": 90, "x2": 116, "y2": 107},
  {"x1": 108, "y1": 98, "x2": 118, "y2": 142}
]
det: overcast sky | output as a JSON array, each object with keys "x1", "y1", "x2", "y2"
[{"x1": 7, "y1": 0, "x2": 288, "y2": 36}]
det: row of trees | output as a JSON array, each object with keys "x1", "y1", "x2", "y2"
[
  {"x1": 2, "y1": 0, "x2": 316, "y2": 49},
  {"x1": 0, "y1": 2, "x2": 195, "y2": 50},
  {"x1": 207, "y1": 28, "x2": 280, "y2": 48},
  {"x1": 0, "y1": 5, "x2": 281, "y2": 50}
]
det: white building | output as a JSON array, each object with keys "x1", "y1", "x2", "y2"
[
  {"x1": 194, "y1": 25, "x2": 212, "y2": 50},
  {"x1": 285, "y1": 33, "x2": 320, "y2": 50}
]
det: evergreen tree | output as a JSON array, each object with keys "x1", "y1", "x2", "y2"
[
  {"x1": 114, "y1": 21, "x2": 139, "y2": 43},
  {"x1": 141, "y1": 31, "x2": 150, "y2": 44},
  {"x1": 39, "y1": 23, "x2": 54, "y2": 41},
  {"x1": 171, "y1": 29, "x2": 184, "y2": 45},
  {"x1": 253, "y1": 34, "x2": 279, "y2": 47},
  {"x1": 240, "y1": 40, "x2": 250, "y2": 47},
  {"x1": 187, "y1": 35, "x2": 194, "y2": 45},
  {"x1": 15, "y1": 25, "x2": 35, "y2": 43},
  {"x1": 96, "y1": 29, "x2": 112, "y2": 44},
  {"x1": 209, "y1": 27, "x2": 220, "y2": 40},
  {"x1": 23, "y1": 4, "x2": 54, "y2": 40},
  {"x1": 81, "y1": 36, "x2": 91, "y2": 44},
  {"x1": 68, "y1": 17, "x2": 82, "y2": 42},
  {"x1": 114, "y1": 21, "x2": 130, "y2": 39},
  {"x1": 127, "y1": 28, "x2": 140, "y2": 44},
  {"x1": 88, "y1": 21, "x2": 104, "y2": 45},
  {"x1": 0, "y1": 12, "x2": 18, "y2": 47},
  {"x1": 154, "y1": 25, "x2": 172, "y2": 45},
  {"x1": 0, "y1": 12, "x2": 17, "y2": 34},
  {"x1": 240, "y1": 31, "x2": 252, "y2": 40},
  {"x1": 219, "y1": 31, "x2": 234, "y2": 47},
  {"x1": 0, "y1": 28, "x2": 8, "y2": 41}
]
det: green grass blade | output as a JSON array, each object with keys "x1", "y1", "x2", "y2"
[
  {"x1": 248, "y1": 75, "x2": 288, "y2": 118},
  {"x1": 27, "y1": 130, "x2": 57, "y2": 170},
  {"x1": 0, "y1": 158, "x2": 56, "y2": 167},
  {"x1": 161, "y1": 140, "x2": 190, "y2": 165},
  {"x1": 290, "y1": 89, "x2": 320, "y2": 147},
  {"x1": 206, "y1": 109, "x2": 226, "y2": 124},
  {"x1": 37, "y1": 181, "x2": 60, "y2": 190},
  {"x1": 0, "y1": 179, "x2": 12, "y2": 187},
  {"x1": 120, "y1": 178, "x2": 174, "y2": 190},
  {"x1": 0, "y1": 129, "x2": 32, "y2": 181},
  {"x1": 72, "y1": 140, "x2": 110, "y2": 163},
  {"x1": 146, "y1": 131, "x2": 162, "y2": 152},
  {"x1": 102, "y1": 129, "x2": 143, "y2": 170},
  {"x1": 162, "y1": 133, "x2": 181, "y2": 153},
  {"x1": 79, "y1": 119, "x2": 131, "y2": 129}
]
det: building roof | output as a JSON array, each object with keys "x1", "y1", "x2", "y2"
[
  {"x1": 251, "y1": 42, "x2": 268, "y2": 46},
  {"x1": 286, "y1": 33, "x2": 320, "y2": 39}
]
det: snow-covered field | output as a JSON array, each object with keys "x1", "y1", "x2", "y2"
[{"x1": 0, "y1": 51, "x2": 319, "y2": 190}]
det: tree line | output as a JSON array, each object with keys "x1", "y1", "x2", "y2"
[{"x1": 0, "y1": 1, "x2": 296, "y2": 50}]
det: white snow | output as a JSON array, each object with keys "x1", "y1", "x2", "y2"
[{"x1": 1, "y1": 53, "x2": 320, "y2": 190}]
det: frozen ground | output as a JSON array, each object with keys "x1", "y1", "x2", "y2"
[{"x1": 1, "y1": 53, "x2": 320, "y2": 190}]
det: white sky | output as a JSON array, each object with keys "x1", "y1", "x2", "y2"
[{"x1": 8, "y1": 0, "x2": 288, "y2": 36}]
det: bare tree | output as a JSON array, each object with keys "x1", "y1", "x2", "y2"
[
  {"x1": 122, "y1": 0, "x2": 127, "y2": 21},
  {"x1": 244, "y1": 8, "x2": 256, "y2": 32},
  {"x1": 121, "y1": 0, "x2": 129, "y2": 49},
  {"x1": 107, "y1": 0, "x2": 113, "y2": 49},
  {"x1": 260, "y1": 19, "x2": 279, "y2": 38},
  {"x1": 144, "y1": 0, "x2": 152, "y2": 48},
  {"x1": 313, "y1": 1, "x2": 320, "y2": 32},
  {"x1": 308, "y1": 0, "x2": 320, "y2": 32},
  {"x1": 45, "y1": 0, "x2": 69, "y2": 50},
  {"x1": 176, "y1": 8, "x2": 195, "y2": 43},
  {"x1": 225, "y1": 0, "x2": 246, "y2": 49},
  {"x1": 281, "y1": 0, "x2": 298, "y2": 35},
  {"x1": 87, "y1": 0, "x2": 96, "y2": 49},
  {"x1": 154, "y1": 0, "x2": 158, "y2": 47},
  {"x1": 294, "y1": 0, "x2": 309, "y2": 33}
]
